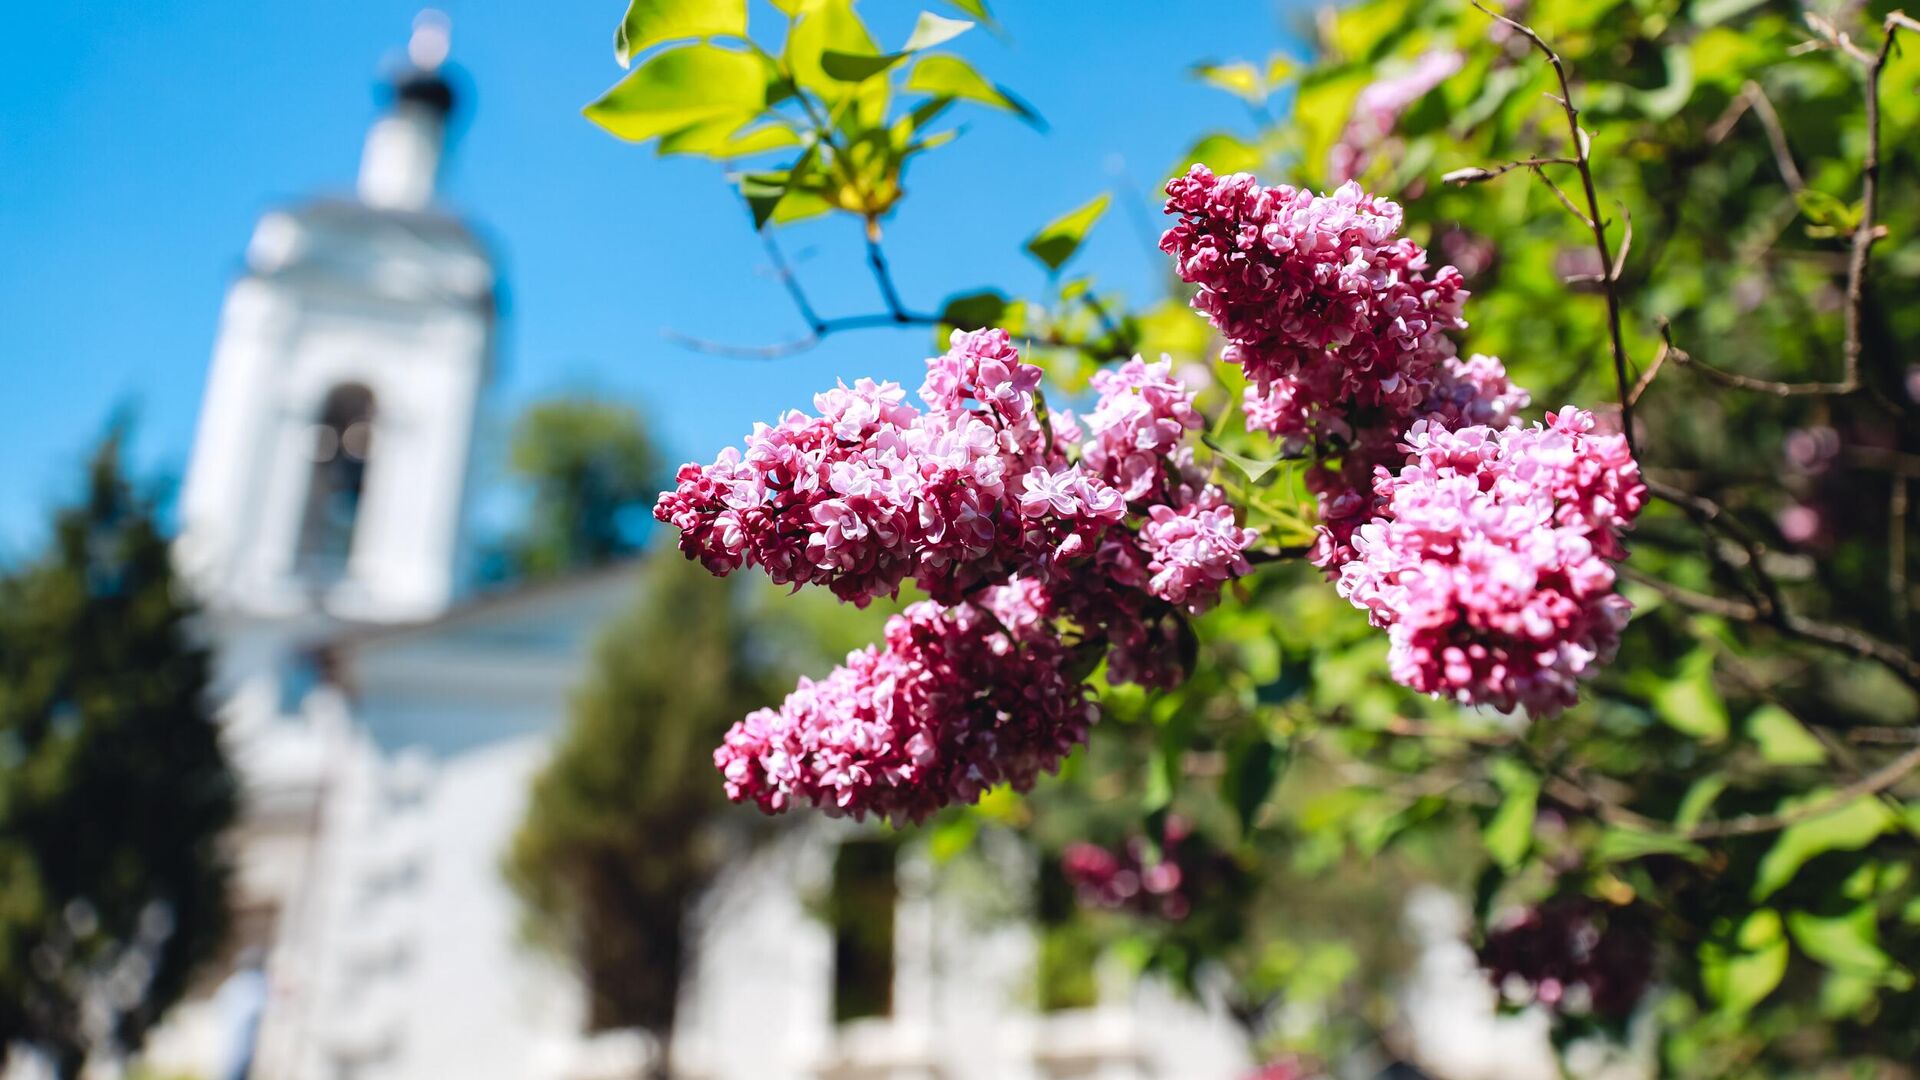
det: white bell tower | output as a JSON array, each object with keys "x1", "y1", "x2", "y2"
[{"x1": 178, "y1": 12, "x2": 494, "y2": 626}]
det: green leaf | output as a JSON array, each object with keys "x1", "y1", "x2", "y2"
[
  {"x1": 1753, "y1": 795, "x2": 1897, "y2": 900},
  {"x1": 586, "y1": 44, "x2": 769, "y2": 143},
  {"x1": 657, "y1": 117, "x2": 801, "y2": 158},
  {"x1": 1747, "y1": 705, "x2": 1828, "y2": 766},
  {"x1": 938, "y1": 289, "x2": 1008, "y2": 330},
  {"x1": 940, "y1": 0, "x2": 997, "y2": 30},
  {"x1": 820, "y1": 12, "x2": 973, "y2": 83},
  {"x1": 1788, "y1": 906, "x2": 1893, "y2": 976},
  {"x1": 1701, "y1": 909, "x2": 1789, "y2": 1015},
  {"x1": 1223, "y1": 737, "x2": 1289, "y2": 836},
  {"x1": 1483, "y1": 759, "x2": 1540, "y2": 871},
  {"x1": 785, "y1": 0, "x2": 880, "y2": 102},
  {"x1": 928, "y1": 813, "x2": 980, "y2": 863},
  {"x1": 738, "y1": 171, "x2": 791, "y2": 229},
  {"x1": 905, "y1": 54, "x2": 1043, "y2": 127},
  {"x1": 1023, "y1": 193, "x2": 1110, "y2": 273},
  {"x1": 1181, "y1": 132, "x2": 1264, "y2": 177},
  {"x1": 1630, "y1": 44, "x2": 1695, "y2": 121},
  {"x1": 1691, "y1": 0, "x2": 1769, "y2": 27},
  {"x1": 1201, "y1": 433, "x2": 1285, "y2": 484},
  {"x1": 614, "y1": 0, "x2": 748, "y2": 68},
  {"x1": 1676, "y1": 773, "x2": 1728, "y2": 830},
  {"x1": 1191, "y1": 60, "x2": 1268, "y2": 104},
  {"x1": 1595, "y1": 825, "x2": 1707, "y2": 863},
  {"x1": 903, "y1": 11, "x2": 974, "y2": 51},
  {"x1": 1652, "y1": 647, "x2": 1730, "y2": 743}
]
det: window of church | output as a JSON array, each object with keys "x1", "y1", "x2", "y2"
[
  {"x1": 296, "y1": 384, "x2": 376, "y2": 578},
  {"x1": 827, "y1": 837, "x2": 897, "y2": 1023}
]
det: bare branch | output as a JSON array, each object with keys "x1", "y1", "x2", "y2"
[
  {"x1": 1441, "y1": 157, "x2": 1579, "y2": 184},
  {"x1": 1657, "y1": 321, "x2": 1855, "y2": 397},
  {"x1": 1740, "y1": 81, "x2": 1806, "y2": 194},
  {"x1": 1470, "y1": 0, "x2": 1637, "y2": 457},
  {"x1": 1684, "y1": 744, "x2": 1920, "y2": 839}
]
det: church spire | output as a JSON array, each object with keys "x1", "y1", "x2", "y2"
[{"x1": 357, "y1": 11, "x2": 455, "y2": 211}]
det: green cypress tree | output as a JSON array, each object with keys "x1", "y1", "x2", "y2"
[{"x1": 0, "y1": 436, "x2": 238, "y2": 1078}]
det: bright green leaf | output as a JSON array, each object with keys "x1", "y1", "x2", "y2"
[
  {"x1": 1788, "y1": 906, "x2": 1893, "y2": 976},
  {"x1": 939, "y1": 289, "x2": 1009, "y2": 330},
  {"x1": 658, "y1": 117, "x2": 801, "y2": 158},
  {"x1": 737, "y1": 171, "x2": 791, "y2": 229},
  {"x1": 1596, "y1": 825, "x2": 1707, "y2": 863},
  {"x1": 1631, "y1": 45, "x2": 1695, "y2": 120},
  {"x1": 614, "y1": 0, "x2": 748, "y2": 68},
  {"x1": 1701, "y1": 909, "x2": 1788, "y2": 1015},
  {"x1": 1182, "y1": 132, "x2": 1264, "y2": 177},
  {"x1": 1652, "y1": 647, "x2": 1730, "y2": 743},
  {"x1": 905, "y1": 54, "x2": 1042, "y2": 127},
  {"x1": 940, "y1": 0, "x2": 997, "y2": 29},
  {"x1": 1201, "y1": 433, "x2": 1285, "y2": 484},
  {"x1": 785, "y1": 0, "x2": 880, "y2": 101},
  {"x1": 1023, "y1": 193, "x2": 1110, "y2": 273},
  {"x1": 586, "y1": 44, "x2": 769, "y2": 143},
  {"x1": 1191, "y1": 60, "x2": 1268, "y2": 104},
  {"x1": 903, "y1": 12, "x2": 973, "y2": 51},
  {"x1": 1753, "y1": 795, "x2": 1897, "y2": 900},
  {"x1": 1692, "y1": 0, "x2": 1769, "y2": 27},
  {"x1": 1676, "y1": 773, "x2": 1728, "y2": 830},
  {"x1": 1483, "y1": 760, "x2": 1540, "y2": 871},
  {"x1": 819, "y1": 12, "x2": 973, "y2": 83},
  {"x1": 1223, "y1": 738, "x2": 1289, "y2": 836},
  {"x1": 1747, "y1": 705, "x2": 1828, "y2": 766}
]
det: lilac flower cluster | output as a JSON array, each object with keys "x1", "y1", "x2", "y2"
[
  {"x1": 1477, "y1": 898, "x2": 1654, "y2": 1019},
  {"x1": 668, "y1": 335, "x2": 1258, "y2": 821},
  {"x1": 1162, "y1": 164, "x2": 1470, "y2": 449},
  {"x1": 1059, "y1": 815, "x2": 1232, "y2": 922},
  {"x1": 1336, "y1": 409, "x2": 1645, "y2": 715},
  {"x1": 1330, "y1": 49, "x2": 1464, "y2": 183},
  {"x1": 715, "y1": 598, "x2": 1095, "y2": 825},
  {"x1": 655, "y1": 329, "x2": 1123, "y2": 607},
  {"x1": 1160, "y1": 166, "x2": 1640, "y2": 714}
]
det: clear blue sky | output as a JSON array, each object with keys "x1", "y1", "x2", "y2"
[{"x1": 0, "y1": 0, "x2": 1300, "y2": 557}]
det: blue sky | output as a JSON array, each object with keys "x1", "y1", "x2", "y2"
[{"x1": 0, "y1": 0, "x2": 1300, "y2": 557}]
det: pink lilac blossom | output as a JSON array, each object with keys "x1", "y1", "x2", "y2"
[
  {"x1": 713, "y1": 600, "x2": 1096, "y2": 825},
  {"x1": 1161, "y1": 164, "x2": 1469, "y2": 446},
  {"x1": 1307, "y1": 353, "x2": 1530, "y2": 571},
  {"x1": 1060, "y1": 816, "x2": 1217, "y2": 922},
  {"x1": 1330, "y1": 50, "x2": 1464, "y2": 183},
  {"x1": 1336, "y1": 408, "x2": 1645, "y2": 714},
  {"x1": 1081, "y1": 357, "x2": 1205, "y2": 502},
  {"x1": 1140, "y1": 502, "x2": 1259, "y2": 612},
  {"x1": 671, "y1": 332, "x2": 1262, "y2": 821},
  {"x1": 654, "y1": 329, "x2": 1125, "y2": 607}
]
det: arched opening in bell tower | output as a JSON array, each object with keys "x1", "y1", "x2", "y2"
[{"x1": 296, "y1": 383, "x2": 376, "y2": 578}]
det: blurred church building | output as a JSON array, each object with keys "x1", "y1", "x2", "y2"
[{"x1": 133, "y1": 16, "x2": 1255, "y2": 1080}]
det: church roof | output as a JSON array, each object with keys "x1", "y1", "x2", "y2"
[{"x1": 245, "y1": 196, "x2": 497, "y2": 311}]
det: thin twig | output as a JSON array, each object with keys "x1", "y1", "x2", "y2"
[
  {"x1": 1840, "y1": 16, "x2": 1900, "y2": 400},
  {"x1": 1627, "y1": 332, "x2": 1669, "y2": 406},
  {"x1": 761, "y1": 228, "x2": 825, "y2": 333},
  {"x1": 1441, "y1": 157, "x2": 1580, "y2": 184},
  {"x1": 1893, "y1": 474, "x2": 1910, "y2": 646},
  {"x1": 1685, "y1": 744, "x2": 1920, "y2": 839},
  {"x1": 1740, "y1": 81, "x2": 1806, "y2": 194},
  {"x1": 1658, "y1": 320, "x2": 1854, "y2": 397},
  {"x1": 864, "y1": 229, "x2": 913, "y2": 322},
  {"x1": 1471, "y1": 0, "x2": 1636, "y2": 456}
]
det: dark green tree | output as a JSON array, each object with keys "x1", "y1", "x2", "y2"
[
  {"x1": 0, "y1": 436, "x2": 238, "y2": 1079},
  {"x1": 505, "y1": 554, "x2": 775, "y2": 1074},
  {"x1": 506, "y1": 398, "x2": 661, "y2": 578},
  {"x1": 507, "y1": 547, "x2": 890, "y2": 1074}
]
